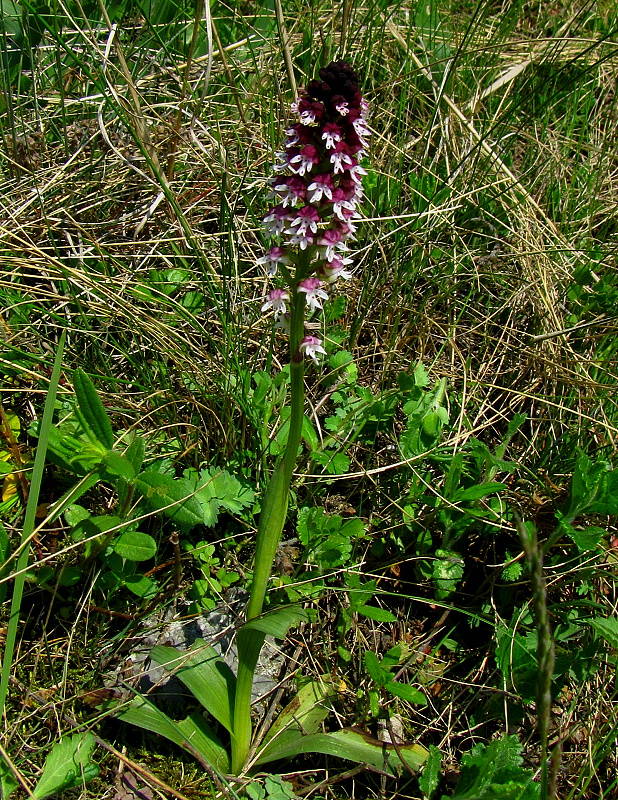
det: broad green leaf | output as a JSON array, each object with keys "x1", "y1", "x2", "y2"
[
  {"x1": 561, "y1": 522, "x2": 604, "y2": 552},
  {"x1": 385, "y1": 681, "x2": 427, "y2": 706},
  {"x1": 114, "y1": 695, "x2": 229, "y2": 772},
  {"x1": 255, "y1": 727, "x2": 428, "y2": 775},
  {"x1": 364, "y1": 651, "x2": 389, "y2": 686},
  {"x1": 73, "y1": 369, "x2": 114, "y2": 449},
  {"x1": 451, "y1": 483, "x2": 506, "y2": 503},
  {"x1": 123, "y1": 573, "x2": 158, "y2": 598},
  {"x1": 0, "y1": 754, "x2": 18, "y2": 799},
  {"x1": 135, "y1": 471, "x2": 205, "y2": 532},
  {"x1": 32, "y1": 733, "x2": 98, "y2": 799},
  {"x1": 241, "y1": 605, "x2": 311, "y2": 638},
  {"x1": 354, "y1": 604, "x2": 397, "y2": 623},
  {"x1": 112, "y1": 531, "x2": 157, "y2": 561},
  {"x1": 150, "y1": 641, "x2": 235, "y2": 733},
  {"x1": 260, "y1": 677, "x2": 337, "y2": 761},
  {"x1": 102, "y1": 451, "x2": 136, "y2": 481},
  {"x1": 419, "y1": 745, "x2": 441, "y2": 798},
  {"x1": 588, "y1": 616, "x2": 618, "y2": 650},
  {"x1": 125, "y1": 435, "x2": 145, "y2": 473}
]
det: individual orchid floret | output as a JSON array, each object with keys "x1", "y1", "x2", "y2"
[
  {"x1": 263, "y1": 205, "x2": 290, "y2": 236},
  {"x1": 329, "y1": 142, "x2": 353, "y2": 174},
  {"x1": 297, "y1": 277, "x2": 328, "y2": 312},
  {"x1": 300, "y1": 335, "x2": 327, "y2": 363},
  {"x1": 261, "y1": 288, "x2": 289, "y2": 317},
  {"x1": 321, "y1": 123, "x2": 343, "y2": 149},
  {"x1": 318, "y1": 227, "x2": 348, "y2": 261},
  {"x1": 320, "y1": 255, "x2": 354, "y2": 282},
  {"x1": 307, "y1": 174, "x2": 334, "y2": 203},
  {"x1": 289, "y1": 145, "x2": 320, "y2": 176},
  {"x1": 257, "y1": 246, "x2": 289, "y2": 276},
  {"x1": 287, "y1": 205, "x2": 320, "y2": 237},
  {"x1": 272, "y1": 176, "x2": 307, "y2": 207}
]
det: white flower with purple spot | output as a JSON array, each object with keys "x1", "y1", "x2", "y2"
[
  {"x1": 261, "y1": 288, "x2": 289, "y2": 317},
  {"x1": 273, "y1": 176, "x2": 306, "y2": 207},
  {"x1": 307, "y1": 173, "x2": 334, "y2": 203},
  {"x1": 263, "y1": 205, "x2": 290, "y2": 236},
  {"x1": 321, "y1": 255, "x2": 354, "y2": 282},
  {"x1": 329, "y1": 142, "x2": 353, "y2": 174},
  {"x1": 318, "y1": 228, "x2": 348, "y2": 261},
  {"x1": 300, "y1": 335, "x2": 327, "y2": 363},
  {"x1": 321, "y1": 123, "x2": 342, "y2": 149},
  {"x1": 287, "y1": 206, "x2": 320, "y2": 238},
  {"x1": 335, "y1": 100, "x2": 350, "y2": 116},
  {"x1": 349, "y1": 163, "x2": 368, "y2": 184},
  {"x1": 297, "y1": 277, "x2": 329, "y2": 312},
  {"x1": 289, "y1": 145, "x2": 319, "y2": 176},
  {"x1": 257, "y1": 246, "x2": 289, "y2": 277}
]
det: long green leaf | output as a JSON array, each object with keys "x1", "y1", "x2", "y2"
[
  {"x1": 150, "y1": 641, "x2": 236, "y2": 733},
  {"x1": 240, "y1": 605, "x2": 311, "y2": 638},
  {"x1": 254, "y1": 727, "x2": 428, "y2": 775},
  {"x1": 257, "y1": 677, "x2": 337, "y2": 764},
  {"x1": 0, "y1": 331, "x2": 66, "y2": 717},
  {"x1": 115, "y1": 695, "x2": 229, "y2": 772},
  {"x1": 73, "y1": 369, "x2": 114, "y2": 449}
]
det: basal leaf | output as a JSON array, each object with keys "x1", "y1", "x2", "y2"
[
  {"x1": 73, "y1": 369, "x2": 114, "y2": 449},
  {"x1": 354, "y1": 604, "x2": 397, "y2": 623},
  {"x1": 255, "y1": 727, "x2": 428, "y2": 775},
  {"x1": 150, "y1": 641, "x2": 235, "y2": 732},
  {"x1": 588, "y1": 616, "x2": 618, "y2": 651},
  {"x1": 114, "y1": 695, "x2": 229, "y2": 772},
  {"x1": 258, "y1": 677, "x2": 337, "y2": 763},
  {"x1": 0, "y1": 754, "x2": 18, "y2": 800},
  {"x1": 32, "y1": 733, "x2": 98, "y2": 799}
]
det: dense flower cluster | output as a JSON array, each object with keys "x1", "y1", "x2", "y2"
[{"x1": 259, "y1": 61, "x2": 369, "y2": 362}]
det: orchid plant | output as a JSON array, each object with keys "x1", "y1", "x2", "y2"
[{"x1": 114, "y1": 62, "x2": 428, "y2": 782}]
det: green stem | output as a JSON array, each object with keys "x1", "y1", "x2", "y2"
[{"x1": 231, "y1": 276, "x2": 307, "y2": 774}]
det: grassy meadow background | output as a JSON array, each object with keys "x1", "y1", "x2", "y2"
[{"x1": 1, "y1": 0, "x2": 617, "y2": 797}]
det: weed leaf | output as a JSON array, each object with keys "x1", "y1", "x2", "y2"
[{"x1": 73, "y1": 369, "x2": 114, "y2": 449}]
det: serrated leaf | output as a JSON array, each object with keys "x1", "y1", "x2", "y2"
[
  {"x1": 255, "y1": 727, "x2": 428, "y2": 775},
  {"x1": 32, "y1": 733, "x2": 98, "y2": 799},
  {"x1": 442, "y1": 735, "x2": 539, "y2": 800},
  {"x1": 588, "y1": 616, "x2": 618, "y2": 650},
  {"x1": 134, "y1": 471, "x2": 205, "y2": 532},
  {"x1": 432, "y1": 550, "x2": 464, "y2": 599},
  {"x1": 114, "y1": 695, "x2": 229, "y2": 772},
  {"x1": 112, "y1": 532, "x2": 157, "y2": 561},
  {"x1": 561, "y1": 522, "x2": 604, "y2": 552},
  {"x1": 419, "y1": 745, "x2": 441, "y2": 798},
  {"x1": 241, "y1": 605, "x2": 311, "y2": 638},
  {"x1": 73, "y1": 369, "x2": 114, "y2": 449},
  {"x1": 150, "y1": 641, "x2": 235, "y2": 733}
]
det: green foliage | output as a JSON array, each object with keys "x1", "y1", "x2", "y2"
[
  {"x1": 297, "y1": 506, "x2": 365, "y2": 570},
  {"x1": 441, "y1": 735, "x2": 539, "y2": 799},
  {"x1": 419, "y1": 745, "x2": 442, "y2": 799},
  {"x1": 30, "y1": 734, "x2": 99, "y2": 800},
  {"x1": 363, "y1": 645, "x2": 427, "y2": 706}
]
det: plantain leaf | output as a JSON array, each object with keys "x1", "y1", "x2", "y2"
[
  {"x1": 150, "y1": 641, "x2": 235, "y2": 732},
  {"x1": 114, "y1": 695, "x2": 229, "y2": 772},
  {"x1": 73, "y1": 369, "x2": 114, "y2": 449},
  {"x1": 31, "y1": 733, "x2": 98, "y2": 799},
  {"x1": 254, "y1": 727, "x2": 428, "y2": 775}
]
